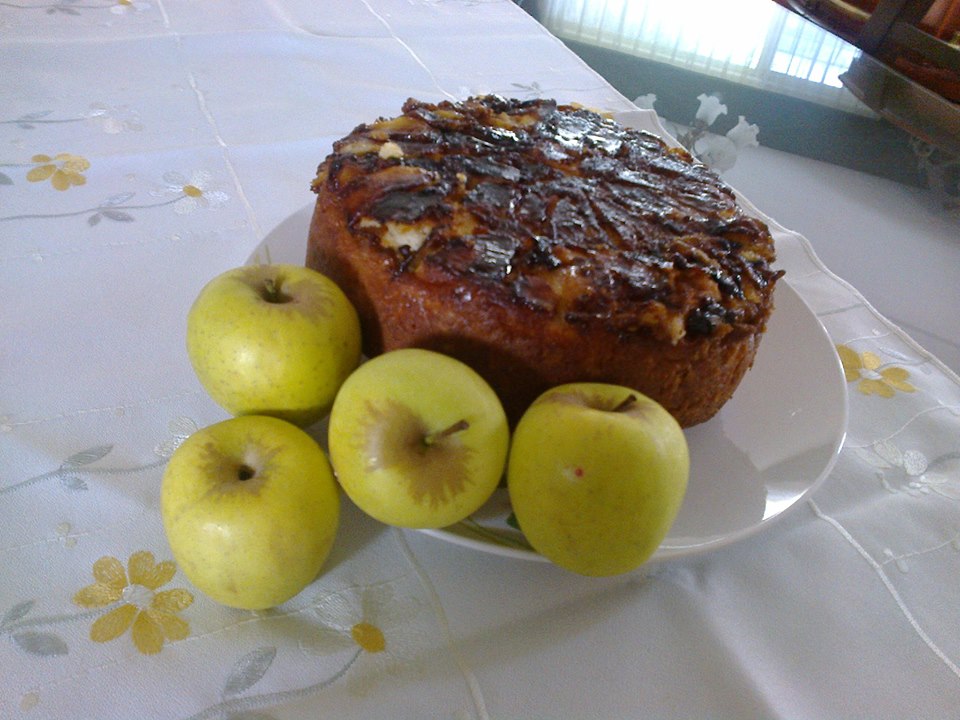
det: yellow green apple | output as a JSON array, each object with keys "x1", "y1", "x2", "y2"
[
  {"x1": 160, "y1": 415, "x2": 340, "y2": 609},
  {"x1": 327, "y1": 348, "x2": 509, "y2": 528},
  {"x1": 507, "y1": 383, "x2": 689, "y2": 576},
  {"x1": 186, "y1": 263, "x2": 361, "y2": 427}
]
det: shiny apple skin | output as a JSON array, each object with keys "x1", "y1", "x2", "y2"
[
  {"x1": 328, "y1": 348, "x2": 509, "y2": 529},
  {"x1": 161, "y1": 415, "x2": 340, "y2": 609},
  {"x1": 186, "y1": 264, "x2": 361, "y2": 427},
  {"x1": 507, "y1": 383, "x2": 689, "y2": 576}
]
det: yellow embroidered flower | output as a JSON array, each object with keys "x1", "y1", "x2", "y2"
[
  {"x1": 73, "y1": 550, "x2": 193, "y2": 655},
  {"x1": 294, "y1": 577, "x2": 429, "y2": 696},
  {"x1": 159, "y1": 170, "x2": 229, "y2": 214},
  {"x1": 301, "y1": 584, "x2": 394, "y2": 656},
  {"x1": 110, "y1": 0, "x2": 151, "y2": 14},
  {"x1": 26, "y1": 153, "x2": 90, "y2": 191},
  {"x1": 837, "y1": 344, "x2": 916, "y2": 398}
]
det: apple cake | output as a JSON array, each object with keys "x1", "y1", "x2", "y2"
[{"x1": 306, "y1": 95, "x2": 783, "y2": 427}]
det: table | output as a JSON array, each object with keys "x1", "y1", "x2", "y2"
[{"x1": 2, "y1": 1, "x2": 959, "y2": 718}]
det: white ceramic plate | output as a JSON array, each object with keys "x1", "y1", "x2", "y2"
[{"x1": 248, "y1": 201, "x2": 847, "y2": 564}]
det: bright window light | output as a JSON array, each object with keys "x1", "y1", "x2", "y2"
[{"x1": 539, "y1": 0, "x2": 870, "y2": 113}]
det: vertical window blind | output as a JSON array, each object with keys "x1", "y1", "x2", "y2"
[{"x1": 538, "y1": 0, "x2": 874, "y2": 114}]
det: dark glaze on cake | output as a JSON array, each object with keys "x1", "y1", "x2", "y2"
[{"x1": 308, "y1": 96, "x2": 783, "y2": 426}]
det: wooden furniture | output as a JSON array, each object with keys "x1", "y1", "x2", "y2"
[
  {"x1": 775, "y1": 0, "x2": 960, "y2": 154},
  {"x1": 776, "y1": 0, "x2": 960, "y2": 101}
]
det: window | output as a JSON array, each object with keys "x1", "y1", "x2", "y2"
[{"x1": 538, "y1": 0, "x2": 872, "y2": 114}]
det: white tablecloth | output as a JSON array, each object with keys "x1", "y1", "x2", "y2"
[{"x1": 3, "y1": 1, "x2": 960, "y2": 718}]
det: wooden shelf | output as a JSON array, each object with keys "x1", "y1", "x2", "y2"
[{"x1": 840, "y1": 52, "x2": 960, "y2": 155}]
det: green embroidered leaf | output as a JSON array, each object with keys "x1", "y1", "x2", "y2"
[
  {"x1": 13, "y1": 631, "x2": 68, "y2": 656},
  {"x1": 223, "y1": 646, "x2": 277, "y2": 698},
  {"x1": 61, "y1": 445, "x2": 112, "y2": 470},
  {"x1": 1, "y1": 600, "x2": 34, "y2": 629},
  {"x1": 88, "y1": 213, "x2": 102, "y2": 227},
  {"x1": 60, "y1": 474, "x2": 88, "y2": 491},
  {"x1": 102, "y1": 209, "x2": 134, "y2": 223},
  {"x1": 0, "y1": 172, "x2": 13, "y2": 185}
]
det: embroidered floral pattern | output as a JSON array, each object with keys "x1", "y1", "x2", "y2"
[
  {"x1": 0, "y1": 105, "x2": 142, "y2": 136},
  {"x1": 0, "y1": 599, "x2": 72, "y2": 657},
  {"x1": 178, "y1": 642, "x2": 358, "y2": 720},
  {"x1": 179, "y1": 581, "x2": 423, "y2": 719},
  {"x1": 0, "y1": 108, "x2": 140, "y2": 186},
  {"x1": 0, "y1": 166, "x2": 230, "y2": 224},
  {"x1": 0, "y1": 0, "x2": 149, "y2": 15},
  {"x1": 73, "y1": 551, "x2": 193, "y2": 655},
  {"x1": 300, "y1": 583, "x2": 397, "y2": 657},
  {"x1": 298, "y1": 580, "x2": 423, "y2": 695},
  {"x1": 510, "y1": 80, "x2": 543, "y2": 98},
  {"x1": 0, "y1": 436, "x2": 171, "y2": 496},
  {"x1": 110, "y1": 0, "x2": 151, "y2": 14},
  {"x1": 882, "y1": 534, "x2": 960, "y2": 573},
  {"x1": 158, "y1": 170, "x2": 229, "y2": 214},
  {"x1": 86, "y1": 102, "x2": 143, "y2": 134},
  {"x1": 837, "y1": 344, "x2": 916, "y2": 397},
  {"x1": 858, "y1": 440, "x2": 960, "y2": 500},
  {"x1": 26, "y1": 153, "x2": 90, "y2": 191}
]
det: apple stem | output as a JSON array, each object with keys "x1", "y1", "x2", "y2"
[
  {"x1": 261, "y1": 277, "x2": 291, "y2": 304},
  {"x1": 423, "y1": 419, "x2": 470, "y2": 447},
  {"x1": 613, "y1": 394, "x2": 637, "y2": 413},
  {"x1": 237, "y1": 464, "x2": 256, "y2": 481}
]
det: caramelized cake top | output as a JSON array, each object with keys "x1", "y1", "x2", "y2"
[{"x1": 311, "y1": 95, "x2": 782, "y2": 344}]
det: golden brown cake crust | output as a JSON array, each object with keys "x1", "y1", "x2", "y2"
[{"x1": 307, "y1": 96, "x2": 783, "y2": 426}]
